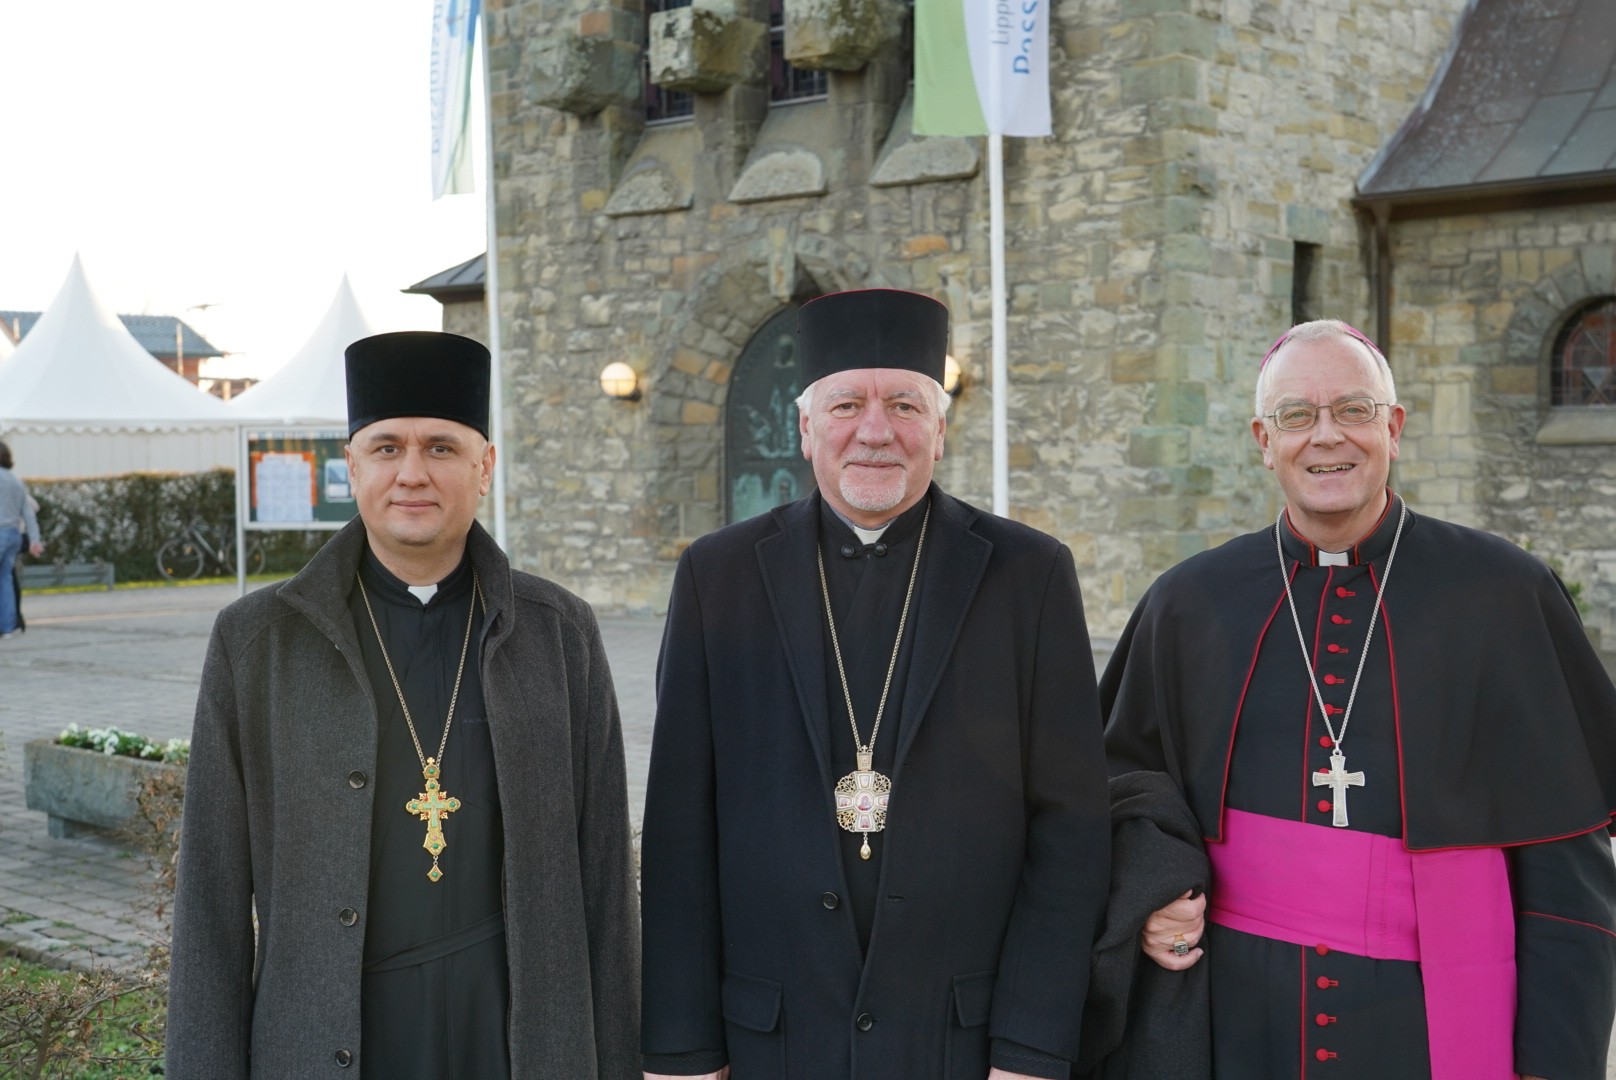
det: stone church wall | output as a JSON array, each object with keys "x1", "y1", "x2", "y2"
[
  {"x1": 484, "y1": 0, "x2": 1470, "y2": 636},
  {"x1": 1388, "y1": 207, "x2": 1616, "y2": 644}
]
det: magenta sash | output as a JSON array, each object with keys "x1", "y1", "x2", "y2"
[{"x1": 1207, "y1": 808, "x2": 1516, "y2": 1079}]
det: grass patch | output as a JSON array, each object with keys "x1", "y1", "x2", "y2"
[{"x1": 0, "y1": 954, "x2": 165, "y2": 1079}]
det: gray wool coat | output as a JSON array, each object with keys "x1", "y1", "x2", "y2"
[{"x1": 166, "y1": 519, "x2": 641, "y2": 1079}]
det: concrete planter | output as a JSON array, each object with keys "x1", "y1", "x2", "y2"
[{"x1": 23, "y1": 738, "x2": 184, "y2": 839}]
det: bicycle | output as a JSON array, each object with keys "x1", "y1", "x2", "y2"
[{"x1": 156, "y1": 519, "x2": 267, "y2": 581}]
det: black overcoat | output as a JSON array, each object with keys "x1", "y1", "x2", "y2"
[{"x1": 640, "y1": 488, "x2": 1110, "y2": 1078}]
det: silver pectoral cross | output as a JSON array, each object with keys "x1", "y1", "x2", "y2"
[
  {"x1": 834, "y1": 752, "x2": 892, "y2": 860},
  {"x1": 1312, "y1": 748, "x2": 1364, "y2": 828}
]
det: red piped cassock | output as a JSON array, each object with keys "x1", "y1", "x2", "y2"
[{"x1": 1102, "y1": 494, "x2": 1616, "y2": 1079}]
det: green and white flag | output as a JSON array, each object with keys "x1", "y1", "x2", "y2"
[{"x1": 914, "y1": 0, "x2": 1051, "y2": 137}]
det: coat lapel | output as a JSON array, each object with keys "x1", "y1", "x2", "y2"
[
  {"x1": 757, "y1": 495, "x2": 836, "y2": 796},
  {"x1": 893, "y1": 490, "x2": 991, "y2": 769}
]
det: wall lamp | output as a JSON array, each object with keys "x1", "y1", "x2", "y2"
[
  {"x1": 599, "y1": 361, "x2": 642, "y2": 402},
  {"x1": 943, "y1": 354, "x2": 964, "y2": 397}
]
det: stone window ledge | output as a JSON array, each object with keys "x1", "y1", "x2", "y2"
[{"x1": 1535, "y1": 407, "x2": 1616, "y2": 445}]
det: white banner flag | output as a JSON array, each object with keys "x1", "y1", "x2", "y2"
[
  {"x1": 429, "y1": 0, "x2": 480, "y2": 198},
  {"x1": 915, "y1": 0, "x2": 1051, "y2": 137}
]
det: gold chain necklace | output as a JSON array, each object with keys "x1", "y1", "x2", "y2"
[
  {"x1": 816, "y1": 501, "x2": 930, "y2": 860},
  {"x1": 356, "y1": 568, "x2": 481, "y2": 882}
]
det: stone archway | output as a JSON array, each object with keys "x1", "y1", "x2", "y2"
[{"x1": 645, "y1": 231, "x2": 887, "y2": 547}]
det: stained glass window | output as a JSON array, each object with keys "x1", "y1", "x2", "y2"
[{"x1": 1551, "y1": 298, "x2": 1616, "y2": 407}]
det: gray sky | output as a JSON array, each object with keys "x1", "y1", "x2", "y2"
[{"x1": 0, "y1": 0, "x2": 487, "y2": 377}]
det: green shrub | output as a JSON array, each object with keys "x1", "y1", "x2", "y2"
[{"x1": 27, "y1": 468, "x2": 330, "y2": 583}]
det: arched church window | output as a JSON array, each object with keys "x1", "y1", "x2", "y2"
[
  {"x1": 1551, "y1": 298, "x2": 1616, "y2": 407},
  {"x1": 725, "y1": 307, "x2": 817, "y2": 523}
]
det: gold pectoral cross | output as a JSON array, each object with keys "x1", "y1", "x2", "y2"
[
  {"x1": 1312, "y1": 748, "x2": 1365, "y2": 828},
  {"x1": 405, "y1": 758, "x2": 461, "y2": 882}
]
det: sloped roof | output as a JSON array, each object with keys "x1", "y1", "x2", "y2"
[
  {"x1": 0, "y1": 256, "x2": 234, "y2": 429},
  {"x1": 1357, "y1": 0, "x2": 1616, "y2": 213},
  {"x1": 403, "y1": 252, "x2": 486, "y2": 301},
  {"x1": 0, "y1": 310, "x2": 224, "y2": 359},
  {"x1": 228, "y1": 276, "x2": 373, "y2": 425}
]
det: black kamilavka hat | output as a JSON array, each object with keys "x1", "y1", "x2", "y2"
[
  {"x1": 345, "y1": 331, "x2": 491, "y2": 438},
  {"x1": 796, "y1": 289, "x2": 949, "y2": 385}
]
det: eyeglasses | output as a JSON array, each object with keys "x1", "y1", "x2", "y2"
[{"x1": 1264, "y1": 396, "x2": 1392, "y2": 432}]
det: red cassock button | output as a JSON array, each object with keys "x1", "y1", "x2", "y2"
[
  {"x1": 1319, "y1": 736, "x2": 1334, "y2": 748},
  {"x1": 1315, "y1": 1013, "x2": 1337, "y2": 1026},
  {"x1": 1317, "y1": 800, "x2": 1333, "y2": 814},
  {"x1": 1332, "y1": 614, "x2": 1351, "y2": 624},
  {"x1": 1326, "y1": 643, "x2": 1342, "y2": 653},
  {"x1": 1317, "y1": 767, "x2": 1331, "y2": 775},
  {"x1": 1315, "y1": 944, "x2": 1330, "y2": 956},
  {"x1": 1316, "y1": 1048, "x2": 1338, "y2": 1061},
  {"x1": 1326, "y1": 704, "x2": 1344, "y2": 715},
  {"x1": 1336, "y1": 587, "x2": 1355, "y2": 598},
  {"x1": 1316, "y1": 976, "x2": 1338, "y2": 989},
  {"x1": 1323, "y1": 674, "x2": 1342, "y2": 685}
]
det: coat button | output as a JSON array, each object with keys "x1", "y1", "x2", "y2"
[
  {"x1": 1315, "y1": 1048, "x2": 1338, "y2": 1061},
  {"x1": 1315, "y1": 1013, "x2": 1336, "y2": 1026},
  {"x1": 335, "y1": 1048, "x2": 353, "y2": 1067},
  {"x1": 1315, "y1": 944, "x2": 1330, "y2": 956},
  {"x1": 856, "y1": 1013, "x2": 875, "y2": 1032},
  {"x1": 872, "y1": 542, "x2": 888, "y2": 557},
  {"x1": 1319, "y1": 736, "x2": 1334, "y2": 748},
  {"x1": 1316, "y1": 976, "x2": 1338, "y2": 989},
  {"x1": 821, "y1": 892, "x2": 840, "y2": 910},
  {"x1": 1317, "y1": 800, "x2": 1333, "y2": 814},
  {"x1": 840, "y1": 544, "x2": 858, "y2": 559},
  {"x1": 1331, "y1": 614, "x2": 1351, "y2": 624},
  {"x1": 339, "y1": 907, "x2": 359, "y2": 927},
  {"x1": 348, "y1": 771, "x2": 368, "y2": 789}
]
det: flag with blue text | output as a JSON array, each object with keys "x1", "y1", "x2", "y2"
[
  {"x1": 914, "y1": 0, "x2": 1050, "y2": 137},
  {"x1": 429, "y1": 0, "x2": 481, "y2": 198}
]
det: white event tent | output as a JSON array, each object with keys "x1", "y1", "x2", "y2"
[
  {"x1": 229, "y1": 276, "x2": 372, "y2": 426},
  {"x1": 0, "y1": 256, "x2": 237, "y2": 478}
]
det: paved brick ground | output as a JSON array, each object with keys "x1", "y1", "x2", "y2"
[
  {"x1": 2, "y1": 581, "x2": 1612, "y2": 1074},
  {"x1": 0, "y1": 581, "x2": 666, "y2": 973}
]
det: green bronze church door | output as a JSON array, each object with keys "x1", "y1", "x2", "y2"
[{"x1": 725, "y1": 307, "x2": 816, "y2": 524}]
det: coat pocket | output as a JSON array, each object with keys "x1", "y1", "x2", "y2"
[
  {"x1": 722, "y1": 970, "x2": 784, "y2": 1079},
  {"x1": 945, "y1": 969, "x2": 995, "y2": 1080}
]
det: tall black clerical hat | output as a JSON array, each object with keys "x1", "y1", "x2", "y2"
[
  {"x1": 345, "y1": 331, "x2": 491, "y2": 438},
  {"x1": 796, "y1": 289, "x2": 949, "y2": 385}
]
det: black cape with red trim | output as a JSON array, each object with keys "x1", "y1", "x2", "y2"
[{"x1": 1102, "y1": 499, "x2": 1616, "y2": 851}]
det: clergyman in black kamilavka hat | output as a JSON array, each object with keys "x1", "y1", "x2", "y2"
[
  {"x1": 1095, "y1": 320, "x2": 1616, "y2": 1078},
  {"x1": 641, "y1": 289, "x2": 1110, "y2": 1079},
  {"x1": 168, "y1": 330, "x2": 641, "y2": 1079}
]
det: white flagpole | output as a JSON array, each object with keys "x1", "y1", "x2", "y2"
[
  {"x1": 480, "y1": 10, "x2": 506, "y2": 549},
  {"x1": 989, "y1": 132, "x2": 1008, "y2": 517}
]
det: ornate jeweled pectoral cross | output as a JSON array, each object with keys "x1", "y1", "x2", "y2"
[
  {"x1": 834, "y1": 752, "x2": 892, "y2": 860},
  {"x1": 405, "y1": 758, "x2": 461, "y2": 882},
  {"x1": 1312, "y1": 748, "x2": 1365, "y2": 828}
]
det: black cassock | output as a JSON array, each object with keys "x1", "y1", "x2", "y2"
[
  {"x1": 349, "y1": 549, "x2": 509, "y2": 1080},
  {"x1": 1103, "y1": 495, "x2": 1616, "y2": 1079}
]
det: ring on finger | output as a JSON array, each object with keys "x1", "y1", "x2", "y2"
[{"x1": 1171, "y1": 934, "x2": 1191, "y2": 957}]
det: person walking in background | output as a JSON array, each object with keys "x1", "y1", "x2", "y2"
[{"x1": 0, "y1": 441, "x2": 44, "y2": 638}]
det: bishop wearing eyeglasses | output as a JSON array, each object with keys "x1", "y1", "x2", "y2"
[{"x1": 1094, "y1": 320, "x2": 1616, "y2": 1079}]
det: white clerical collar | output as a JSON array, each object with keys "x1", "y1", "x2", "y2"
[
  {"x1": 406, "y1": 583, "x2": 439, "y2": 605},
  {"x1": 1317, "y1": 550, "x2": 1349, "y2": 567},
  {"x1": 829, "y1": 505, "x2": 894, "y2": 546}
]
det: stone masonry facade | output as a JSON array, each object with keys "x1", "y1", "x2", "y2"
[{"x1": 468, "y1": 0, "x2": 1615, "y2": 647}]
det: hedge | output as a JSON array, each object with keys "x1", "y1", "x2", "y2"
[{"x1": 26, "y1": 468, "x2": 331, "y2": 584}]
